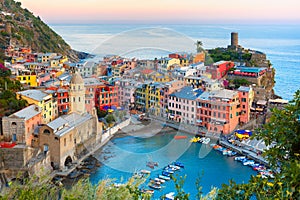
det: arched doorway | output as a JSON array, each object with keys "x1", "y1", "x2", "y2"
[{"x1": 64, "y1": 156, "x2": 72, "y2": 167}]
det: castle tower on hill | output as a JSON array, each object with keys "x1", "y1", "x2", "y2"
[
  {"x1": 69, "y1": 72, "x2": 85, "y2": 114},
  {"x1": 230, "y1": 32, "x2": 239, "y2": 49}
]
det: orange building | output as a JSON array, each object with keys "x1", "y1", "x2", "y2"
[
  {"x1": 193, "y1": 52, "x2": 205, "y2": 63},
  {"x1": 197, "y1": 89, "x2": 241, "y2": 134}
]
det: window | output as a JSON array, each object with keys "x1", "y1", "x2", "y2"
[
  {"x1": 230, "y1": 114, "x2": 232, "y2": 118},
  {"x1": 73, "y1": 97, "x2": 75, "y2": 102},
  {"x1": 78, "y1": 97, "x2": 81, "y2": 102},
  {"x1": 236, "y1": 112, "x2": 239, "y2": 116},
  {"x1": 242, "y1": 98, "x2": 247, "y2": 102},
  {"x1": 243, "y1": 105, "x2": 246, "y2": 109},
  {"x1": 43, "y1": 129, "x2": 50, "y2": 134},
  {"x1": 64, "y1": 138, "x2": 66, "y2": 147}
]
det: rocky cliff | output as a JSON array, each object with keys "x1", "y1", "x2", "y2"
[{"x1": 0, "y1": 0, "x2": 81, "y2": 61}]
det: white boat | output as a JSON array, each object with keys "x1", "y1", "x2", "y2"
[
  {"x1": 243, "y1": 160, "x2": 255, "y2": 166},
  {"x1": 168, "y1": 164, "x2": 180, "y2": 170},
  {"x1": 202, "y1": 137, "x2": 210, "y2": 144},
  {"x1": 141, "y1": 169, "x2": 151, "y2": 174},
  {"x1": 165, "y1": 192, "x2": 175, "y2": 200},
  {"x1": 158, "y1": 175, "x2": 171, "y2": 181},
  {"x1": 154, "y1": 177, "x2": 165, "y2": 183},
  {"x1": 234, "y1": 156, "x2": 246, "y2": 161}
]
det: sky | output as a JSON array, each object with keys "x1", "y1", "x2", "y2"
[{"x1": 18, "y1": 0, "x2": 300, "y2": 24}]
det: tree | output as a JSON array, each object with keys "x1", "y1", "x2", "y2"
[{"x1": 217, "y1": 90, "x2": 300, "y2": 199}]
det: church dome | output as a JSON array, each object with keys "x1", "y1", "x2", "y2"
[{"x1": 70, "y1": 72, "x2": 84, "y2": 84}]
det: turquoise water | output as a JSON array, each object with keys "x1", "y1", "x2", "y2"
[
  {"x1": 50, "y1": 24, "x2": 300, "y2": 100},
  {"x1": 90, "y1": 132, "x2": 256, "y2": 199}
]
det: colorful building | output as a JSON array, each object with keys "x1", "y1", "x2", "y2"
[
  {"x1": 2, "y1": 105, "x2": 41, "y2": 146},
  {"x1": 83, "y1": 77, "x2": 104, "y2": 114},
  {"x1": 95, "y1": 82, "x2": 119, "y2": 111},
  {"x1": 206, "y1": 61, "x2": 234, "y2": 80},
  {"x1": 196, "y1": 89, "x2": 241, "y2": 134},
  {"x1": 46, "y1": 86, "x2": 70, "y2": 116},
  {"x1": 17, "y1": 89, "x2": 54, "y2": 124},
  {"x1": 168, "y1": 86, "x2": 202, "y2": 124},
  {"x1": 16, "y1": 72, "x2": 38, "y2": 87},
  {"x1": 238, "y1": 86, "x2": 254, "y2": 124},
  {"x1": 160, "y1": 80, "x2": 186, "y2": 117}
]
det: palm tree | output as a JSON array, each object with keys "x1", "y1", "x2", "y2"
[{"x1": 195, "y1": 40, "x2": 203, "y2": 53}]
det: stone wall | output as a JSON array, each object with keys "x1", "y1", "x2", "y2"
[{"x1": 0, "y1": 145, "x2": 35, "y2": 170}]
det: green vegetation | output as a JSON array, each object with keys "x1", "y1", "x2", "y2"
[
  {"x1": 207, "y1": 48, "x2": 252, "y2": 63},
  {"x1": 0, "y1": 67, "x2": 27, "y2": 116},
  {"x1": 217, "y1": 90, "x2": 300, "y2": 199},
  {"x1": 230, "y1": 78, "x2": 250, "y2": 89},
  {"x1": 0, "y1": 0, "x2": 79, "y2": 61}
]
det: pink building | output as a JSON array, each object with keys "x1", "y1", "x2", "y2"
[
  {"x1": 196, "y1": 89, "x2": 241, "y2": 134},
  {"x1": 160, "y1": 80, "x2": 186, "y2": 117},
  {"x1": 116, "y1": 79, "x2": 139, "y2": 109},
  {"x1": 2, "y1": 105, "x2": 42, "y2": 146},
  {"x1": 168, "y1": 86, "x2": 203, "y2": 125},
  {"x1": 83, "y1": 77, "x2": 105, "y2": 114}
]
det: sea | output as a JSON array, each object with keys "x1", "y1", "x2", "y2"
[
  {"x1": 50, "y1": 24, "x2": 300, "y2": 101},
  {"x1": 89, "y1": 132, "x2": 256, "y2": 199}
]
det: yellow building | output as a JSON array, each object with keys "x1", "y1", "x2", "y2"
[
  {"x1": 151, "y1": 72, "x2": 172, "y2": 83},
  {"x1": 159, "y1": 58, "x2": 181, "y2": 71},
  {"x1": 17, "y1": 90, "x2": 54, "y2": 124},
  {"x1": 59, "y1": 56, "x2": 68, "y2": 64},
  {"x1": 135, "y1": 82, "x2": 163, "y2": 116},
  {"x1": 16, "y1": 74, "x2": 38, "y2": 87}
]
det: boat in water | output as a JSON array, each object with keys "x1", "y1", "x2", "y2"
[
  {"x1": 164, "y1": 192, "x2": 175, "y2": 200},
  {"x1": 158, "y1": 175, "x2": 171, "y2": 181}
]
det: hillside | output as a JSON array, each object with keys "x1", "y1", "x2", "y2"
[{"x1": 0, "y1": 0, "x2": 84, "y2": 61}]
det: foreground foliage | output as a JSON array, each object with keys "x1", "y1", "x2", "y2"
[{"x1": 217, "y1": 90, "x2": 300, "y2": 199}]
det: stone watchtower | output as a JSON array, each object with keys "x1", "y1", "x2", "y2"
[
  {"x1": 231, "y1": 32, "x2": 239, "y2": 49},
  {"x1": 69, "y1": 72, "x2": 86, "y2": 114}
]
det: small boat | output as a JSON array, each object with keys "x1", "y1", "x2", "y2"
[
  {"x1": 163, "y1": 169, "x2": 174, "y2": 174},
  {"x1": 141, "y1": 169, "x2": 151, "y2": 174},
  {"x1": 150, "y1": 180, "x2": 161, "y2": 185},
  {"x1": 243, "y1": 160, "x2": 255, "y2": 166},
  {"x1": 210, "y1": 143, "x2": 217, "y2": 147},
  {"x1": 190, "y1": 137, "x2": 201, "y2": 143},
  {"x1": 174, "y1": 135, "x2": 187, "y2": 140},
  {"x1": 202, "y1": 137, "x2": 210, "y2": 144},
  {"x1": 174, "y1": 161, "x2": 184, "y2": 168},
  {"x1": 227, "y1": 151, "x2": 237, "y2": 156},
  {"x1": 141, "y1": 189, "x2": 154, "y2": 195},
  {"x1": 234, "y1": 156, "x2": 246, "y2": 161},
  {"x1": 222, "y1": 149, "x2": 229, "y2": 155},
  {"x1": 164, "y1": 166, "x2": 177, "y2": 171},
  {"x1": 146, "y1": 161, "x2": 158, "y2": 169},
  {"x1": 168, "y1": 164, "x2": 180, "y2": 170},
  {"x1": 165, "y1": 192, "x2": 175, "y2": 200},
  {"x1": 158, "y1": 175, "x2": 171, "y2": 181},
  {"x1": 149, "y1": 183, "x2": 161, "y2": 190},
  {"x1": 154, "y1": 178, "x2": 165, "y2": 183},
  {"x1": 162, "y1": 171, "x2": 171, "y2": 177}
]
